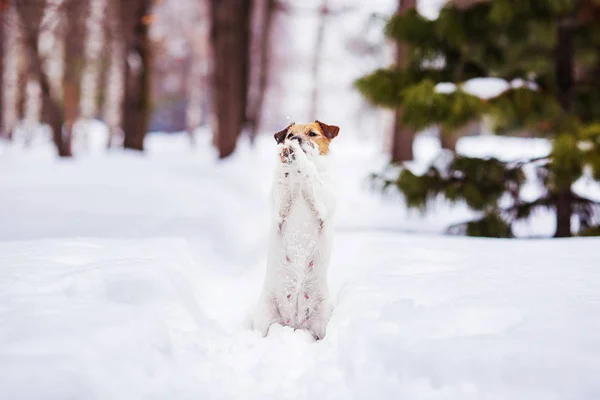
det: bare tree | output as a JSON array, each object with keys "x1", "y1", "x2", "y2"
[
  {"x1": 62, "y1": 0, "x2": 88, "y2": 156},
  {"x1": 22, "y1": 67, "x2": 42, "y2": 146},
  {"x1": 185, "y1": 50, "x2": 207, "y2": 146},
  {"x1": 209, "y1": 0, "x2": 253, "y2": 159},
  {"x1": 246, "y1": 0, "x2": 276, "y2": 140},
  {"x1": 103, "y1": 0, "x2": 124, "y2": 148},
  {"x1": 119, "y1": 0, "x2": 152, "y2": 151},
  {"x1": 1, "y1": 3, "x2": 20, "y2": 140},
  {"x1": 13, "y1": 0, "x2": 74, "y2": 156},
  {"x1": 308, "y1": 0, "x2": 328, "y2": 121},
  {"x1": 38, "y1": 0, "x2": 64, "y2": 103},
  {"x1": 79, "y1": 0, "x2": 106, "y2": 146},
  {"x1": 6, "y1": 0, "x2": 157, "y2": 155},
  {"x1": 390, "y1": 0, "x2": 416, "y2": 162},
  {"x1": 183, "y1": 0, "x2": 210, "y2": 145},
  {"x1": 0, "y1": 3, "x2": 4, "y2": 136}
]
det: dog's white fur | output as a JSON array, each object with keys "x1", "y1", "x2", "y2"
[{"x1": 251, "y1": 138, "x2": 336, "y2": 339}]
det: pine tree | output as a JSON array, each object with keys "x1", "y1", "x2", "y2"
[{"x1": 356, "y1": 0, "x2": 600, "y2": 238}]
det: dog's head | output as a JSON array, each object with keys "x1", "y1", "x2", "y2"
[{"x1": 274, "y1": 121, "x2": 340, "y2": 156}]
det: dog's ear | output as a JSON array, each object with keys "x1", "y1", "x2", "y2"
[
  {"x1": 274, "y1": 123, "x2": 294, "y2": 144},
  {"x1": 316, "y1": 120, "x2": 340, "y2": 140}
]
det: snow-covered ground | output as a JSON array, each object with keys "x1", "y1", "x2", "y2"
[{"x1": 1, "y1": 131, "x2": 600, "y2": 399}]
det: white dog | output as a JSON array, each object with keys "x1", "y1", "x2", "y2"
[{"x1": 251, "y1": 121, "x2": 339, "y2": 340}]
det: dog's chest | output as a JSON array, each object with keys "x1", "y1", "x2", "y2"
[
  {"x1": 282, "y1": 197, "x2": 320, "y2": 255},
  {"x1": 275, "y1": 194, "x2": 326, "y2": 322}
]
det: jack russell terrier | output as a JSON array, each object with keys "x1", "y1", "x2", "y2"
[{"x1": 251, "y1": 121, "x2": 339, "y2": 340}]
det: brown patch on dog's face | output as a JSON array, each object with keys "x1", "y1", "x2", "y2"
[
  {"x1": 273, "y1": 121, "x2": 340, "y2": 155},
  {"x1": 274, "y1": 123, "x2": 294, "y2": 144}
]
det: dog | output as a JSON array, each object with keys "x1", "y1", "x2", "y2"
[{"x1": 251, "y1": 121, "x2": 339, "y2": 340}]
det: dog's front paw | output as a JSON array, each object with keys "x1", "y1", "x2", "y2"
[
  {"x1": 279, "y1": 146, "x2": 295, "y2": 164},
  {"x1": 289, "y1": 141, "x2": 307, "y2": 164}
]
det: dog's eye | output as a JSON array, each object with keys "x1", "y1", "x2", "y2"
[
  {"x1": 309, "y1": 132, "x2": 318, "y2": 137},
  {"x1": 287, "y1": 133, "x2": 293, "y2": 139}
]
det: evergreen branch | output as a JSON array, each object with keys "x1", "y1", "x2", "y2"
[
  {"x1": 571, "y1": 192, "x2": 600, "y2": 230},
  {"x1": 503, "y1": 192, "x2": 600, "y2": 222},
  {"x1": 572, "y1": 192, "x2": 600, "y2": 207},
  {"x1": 506, "y1": 156, "x2": 550, "y2": 169},
  {"x1": 503, "y1": 195, "x2": 553, "y2": 220},
  {"x1": 446, "y1": 212, "x2": 513, "y2": 238}
]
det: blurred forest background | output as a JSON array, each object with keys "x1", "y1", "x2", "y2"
[
  {"x1": 0, "y1": 0, "x2": 599, "y2": 238},
  {"x1": 0, "y1": 0, "x2": 398, "y2": 157}
]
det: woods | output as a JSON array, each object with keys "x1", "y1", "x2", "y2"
[
  {"x1": 0, "y1": 0, "x2": 342, "y2": 159},
  {"x1": 0, "y1": 0, "x2": 286, "y2": 158},
  {"x1": 3, "y1": 0, "x2": 154, "y2": 155}
]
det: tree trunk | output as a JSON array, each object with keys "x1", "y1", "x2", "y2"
[
  {"x1": 39, "y1": 63, "x2": 70, "y2": 157},
  {"x1": 391, "y1": 0, "x2": 417, "y2": 163},
  {"x1": 1, "y1": 3, "x2": 19, "y2": 140},
  {"x1": 210, "y1": 0, "x2": 252, "y2": 159},
  {"x1": 392, "y1": 108, "x2": 414, "y2": 161},
  {"x1": 554, "y1": 189, "x2": 572, "y2": 238},
  {"x1": 440, "y1": 120, "x2": 480, "y2": 151},
  {"x1": 62, "y1": 0, "x2": 88, "y2": 156},
  {"x1": 15, "y1": 1, "x2": 71, "y2": 156},
  {"x1": 309, "y1": 0, "x2": 327, "y2": 121},
  {"x1": 185, "y1": 0, "x2": 210, "y2": 146},
  {"x1": 23, "y1": 73, "x2": 42, "y2": 146},
  {"x1": 246, "y1": 0, "x2": 275, "y2": 141},
  {"x1": 439, "y1": 127, "x2": 458, "y2": 152},
  {"x1": 0, "y1": 5, "x2": 4, "y2": 137},
  {"x1": 80, "y1": 0, "x2": 107, "y2": 120},
  {"x1": 453, "y1": 0, "x2": 488, "y2": 8},
  {"x1": 553, "y1": 16, "x2": 575, "y2": 238},
  {"x1": 120, "y1": 0, "x2": 152, "y2": 151},
  {"x1": 103, "y1": 0, "x2": 124, "y2": 148}
]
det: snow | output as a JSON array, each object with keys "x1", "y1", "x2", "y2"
[
  {"x1": 418, "y1": 0, "x2": 448, "y2": 20},
  {"x1": 1, "y1": 130, "x2": 600, "y2": 399},
  {"x1": 435, "y1": 78, "x2": 538, "y2": 100},
  {"x1": 462, "y1": 78, "x2": 509, "y2": 99}
]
